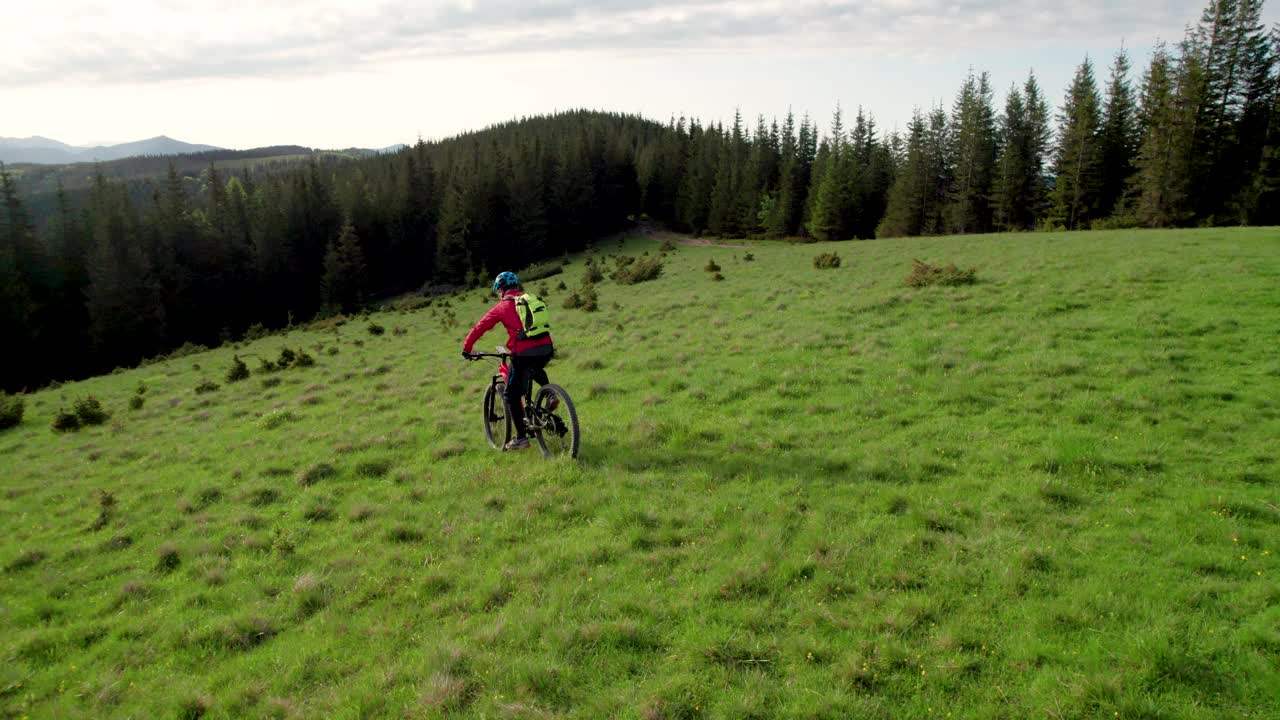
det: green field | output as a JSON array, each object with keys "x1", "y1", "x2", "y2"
[{"x1": 2, "y1": 228, "x2": 1278, "y2": 719}]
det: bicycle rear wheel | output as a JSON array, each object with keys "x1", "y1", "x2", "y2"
[
  {"x1": 531, "y1": 384, "x2": 579, "y2": 459},
  {"x1": 482, "y1": 382, "x2": 510, "y2": 450}
]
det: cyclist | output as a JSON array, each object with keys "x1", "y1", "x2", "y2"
[{"x1": 462, "y1": 271, "x2": 554, "y2": 451}]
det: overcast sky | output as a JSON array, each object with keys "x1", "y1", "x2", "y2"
[{"x1": 3, "y1": 1, "x2": 1277, "y2": 149}]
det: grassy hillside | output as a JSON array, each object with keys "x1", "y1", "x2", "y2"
[{"x1": 2, "y1": 228, "x2": 1278, "y2": 719}]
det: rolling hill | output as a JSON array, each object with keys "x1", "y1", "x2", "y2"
[{"x1": 1, "y1": 227, "x2": 1278, "y2": 719}]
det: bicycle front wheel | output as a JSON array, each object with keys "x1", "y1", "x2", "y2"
[
  {"x1": 531, "y1": 384, "x2": 580, "y2": 459},
  {"x1": 482, "y1": 382, "x2": 510, "y2": 450}
]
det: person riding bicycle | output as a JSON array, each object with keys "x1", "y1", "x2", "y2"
[{"x1": 462, "y1": 271, "x2": 554, "y2": 451}]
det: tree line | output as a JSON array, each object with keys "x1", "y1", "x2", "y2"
[{"x1": 2, "y1": 0, "x2": 1277, "y2": 391}]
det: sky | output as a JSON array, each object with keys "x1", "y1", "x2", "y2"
[{"x1": 3, "y1": 0, "x2": 1277, "y2": 149}]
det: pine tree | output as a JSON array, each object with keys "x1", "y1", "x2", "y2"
[
  {"x1": 1051, "y1": 58, "x2": 1105, "y2": 229},
  {"x1": 849, "y1": 108, "x2": 892, "y2": 239},
  {"x1": 923, "y1": 106, "x2": 951, "y2": 235},
  {"x1": 0, "y1": 164, "x2": 34, "y2": 388},
  {"x1": 1024, "y1": 72, "x2": 1054, "y2": 223},
  {"x1": 807, "y1": 106, "x2": 856, "y2": 241},
  {"x1": 708, "y1": 109, "x2": 752, "y2": 237},
  {"x1": 765, "y1": 111, "x2": 799, "y2": 237},
  {"x1": 1134, "y1": 44, "x2": 1198, "y2": 227},
  {"x1": 1181, "y1": 0, "x2": 1274, "y2": 220},
  {"x1": 1250, "y1": 64, "x2": 1280, "y2": 223},
  {"x1": 83, "y1": 175, "x2": 163, "y2": 367},
  {"x1": 435, "y1": 167, "x2": 472, "y2": 283},
  {"x1": 994, "y1": 85, "x2": 1032, "y2": 230},
  {"x1": 321, "y1": 219, "x2": 368, "y2": 313},
  {"x1": 946, "y1": 70, "x2": 999, "y2": 234},
  {"x1": 1100, "y1": 48, "x2": 1140, "y2": 218},
  {"x1": 878, "y1": 110, "x2": 932, "y2": 237}
]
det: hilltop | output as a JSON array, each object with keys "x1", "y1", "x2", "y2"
[{"x1": 2, "y1": 227, "x2": 1277, "y2": 718}]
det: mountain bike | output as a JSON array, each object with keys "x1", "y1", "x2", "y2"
[{"x1": 465, "y1": 348, "x2": 580, "y2": 458}]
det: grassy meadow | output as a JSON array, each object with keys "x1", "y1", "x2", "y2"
[{"x1": 1, "y1": 227, "x2": 1278, "y2": 719}]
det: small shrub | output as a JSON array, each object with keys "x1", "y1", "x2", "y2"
[
  {"x1": 243, "y1": 323, "x2": 270, "y2": 341},
  {"x1": 260, "y1": 376, "x2": 282, "y2": 389},
  {"x1": 293, "y1": 351, "x2": 315, "y2": 368},
  {"x1": 659, "y1": 238, "x2": 678, "y2": 252},
  {"x1": 226, "y1": 355, "x2": 250, "y2": 383},
  {"x1": 564, "y1": 285, "x2": 599, "y2": 312},
  {"x1": 0, "y1": 392, "x2": 24, "y2": 430},
  {"x1": 367, "y1": 322, "x2": 385, "y2": 336},
  {"x1": 556, "y1": 279, "x2": 568, "y2": 291},
  {"x1": 52, "y1": 409, "x2": 81, "y2": 432},
  {"x1": 135, "y1": 382, "x2": 147, "y2": 395},
  {"x1": 392, "y1": 326, "x2": 407, "y2": 336},
  {"x1": 713, "y1": 272, "x2": 725, "y2": 282},
  {"x1": 128, "y1": 395, "x2": 145, "y2": 411},
  {"x1": 73, "y1": 395, "x2": 109, "y2": 425},
  {"x1": 906, "y1": 259, "x2": 977, "y2": 287},
  {"x1": 258, "y1": 410, "x2": 296, "y2": 430},
  {"x1": 612, "y1": 256, "x2": 664, "y2": 285},
  {"x1": 278, "y1": 348, "x2": 296, "y2": 367},
  {"x1": 704, "y1": 259, "x2": 721, "y2": 272},
  {"x1": 813, "y1": 252, "x2": 842, "y2": 269},
  {"x1": 582, "y1": 264, "x2": 605, "y2": 285},
  {"x1": 194, "y1": 380, "x2": 220, "y2": 395},
  {"x1": 257, "y1": 357, "x2": 278, "y2": 374},
  {"x1": 743, "y1": 252, "x2": 754, "y2": 262}
]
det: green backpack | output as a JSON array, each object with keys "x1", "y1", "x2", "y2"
[{"x1": 514, "y1": 293, "x2": 551, "y2": 340}]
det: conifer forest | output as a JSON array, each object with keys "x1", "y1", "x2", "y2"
[{"x1": 2, "y1": 0, "x2": 1278, "y2": 391}]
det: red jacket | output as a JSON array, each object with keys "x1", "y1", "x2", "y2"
[{"x1": 462, "y1": 290, "x2": 554, "y2": 355}]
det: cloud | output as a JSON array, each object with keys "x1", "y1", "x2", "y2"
[{"x1": 0, "y1": 1, "x2": 1236, "y2": 87}]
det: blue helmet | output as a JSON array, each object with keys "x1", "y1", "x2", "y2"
[{"x1": 492, "y1": 271, "x2": 519, "y2": 293}]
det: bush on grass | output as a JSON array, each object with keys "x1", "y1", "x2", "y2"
[
  {"x1": 612, "y1": 256, "x2": 664, "y2": 285},
  {"x1": 564, "y1": 285, "x2": 599, "y2": 312},
  {"x1": 74, "y1": 395, "x2": 109, "y2": 425},
  {"x1": 226, "y1": 355, "x2": 250, "y2": 383},
  {"x1": 0, "y1": 392, "x2": 24, "y2": 430},
  {"x1": 813, "y1": 252, "x2": 842, "y2": 269},
  {"x1": 906, "y1": 259, "x2": 977, "y2": 287},
  {"x1": 52, "y1": 409, "x2": 81, "y2": 432}
]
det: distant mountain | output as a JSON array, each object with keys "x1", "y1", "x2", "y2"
[
  {"x1": 0, "y1": 135, "x2": 222, "y2": 165},
  {"x1": 334, "y1": 144, "x2": 409, "y2": 158}
]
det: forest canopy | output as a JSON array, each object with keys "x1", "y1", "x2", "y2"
[{"x1": 2, "y1": 0, "x2": 1278, "y2": 391}]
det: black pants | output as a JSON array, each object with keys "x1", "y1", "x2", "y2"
[{"x1": 506, "y1": 346, "x2": 553, "y2": 438}]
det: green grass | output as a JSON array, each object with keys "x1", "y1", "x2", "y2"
[{"x1": 2, "y1": 227, "x2": 1278, "y2": 719}]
